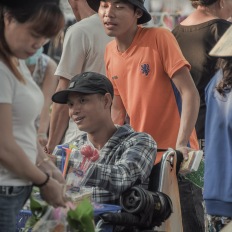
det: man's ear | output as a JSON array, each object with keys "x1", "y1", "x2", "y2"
[
  {"x1": 135, "y1": 8, "x2": 143, "y2": 19},
  {"x1": 103, "y1": 93, "x2": 113, "y2": 109},
  {"x1": 4, "y1": 12, "x2": 14, "y2": 26},
  {"x1": 218, "y1": 0, "x2": 225, "y2": 9}
]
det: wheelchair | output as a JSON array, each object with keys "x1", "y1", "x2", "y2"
[{"x1": 96, "y1": 148, "x2": 184, "y2": 232}]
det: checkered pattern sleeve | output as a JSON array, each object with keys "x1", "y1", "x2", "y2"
[{"x1": 87, "y1": 131, "x2": 157, "y2": 202}]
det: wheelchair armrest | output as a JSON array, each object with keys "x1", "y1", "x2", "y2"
[{"x1": 149, "y1": 149, "x2": 183, "y2": 192}]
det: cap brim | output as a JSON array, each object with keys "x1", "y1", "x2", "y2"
[
  {"x1": 52, "y1": 90, "x2": 71, "y2": 104},
  {"x1": 52, "y1": 89, "x2": 102, "y2": 104},
  {"x1": 87, "y1": 0, "x2": 151, "y2": 24}
]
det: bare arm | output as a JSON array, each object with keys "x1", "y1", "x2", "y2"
[
  {"x1": 46, "y1": 77, "x2": 70, "y2": 154},
  {"x1": 0, "y1": 103, "x2": 66, "y2": 207},
  {"x1": 37, "y1": 141, "x2": 65, "y2": 184},
  {"x1": 38, "y1": 58, "x2": 58, "y2": 146},
  {"x1": 0, "y1": 103, "x2": 48, "y2": 184},
  {"x1": 172, "y1": 66, "x2": 200, "y2": 157},
  {"x1": 111, "y1": 95, "x2": 127, "y2": 125}
]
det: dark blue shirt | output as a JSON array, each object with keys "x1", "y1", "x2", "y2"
[{"x1": 204, "y1": 70, "x2": 232, "y2": 217}]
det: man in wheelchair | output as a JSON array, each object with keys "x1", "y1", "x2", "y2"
[
  {"x1": 52, "y1": 71, "x2": 156, "y2": 202},
  {"x1": 52, "y1": 71, "x2": 175, "y2": 231}
]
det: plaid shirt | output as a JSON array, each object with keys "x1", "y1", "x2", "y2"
[{"x1": 70, "y1": 124, "x2": 157, "y2": 204}]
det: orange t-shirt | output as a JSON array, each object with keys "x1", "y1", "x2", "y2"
[{"x1": 105, "y1": 27, "x2": 198, "y2": 163}]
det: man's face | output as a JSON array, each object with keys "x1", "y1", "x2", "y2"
[
  {"x1": 67, "y1": 93, "x2": 107, "y2": 133},
  {"x1": 98, "y1": 0, "x2": 139, "y2": 38}
]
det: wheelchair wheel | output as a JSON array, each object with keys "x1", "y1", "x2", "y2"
[{"x1": 120, "y1": 187, "x2": 146, "y2": 214}]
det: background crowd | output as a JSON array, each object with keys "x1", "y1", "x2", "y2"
[{"x1": 0, "y1": 0, "x2": 232, "y2": 232}]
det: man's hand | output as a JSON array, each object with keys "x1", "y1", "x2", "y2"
[
  {"x1": 37, "y1": 134, "x2": 48, "y2": 147},
  {"x1": 176, "y1": 146, "x2": 193, "y2": 161},
  {"x1": 51, "y1": 169, "x2": 66, "y2": 184},
  {"x1": 44, "y1": 145, "x2": 53, "y2": 154}
]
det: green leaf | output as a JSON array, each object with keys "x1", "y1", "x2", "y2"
[
  {"x1": 22, "y1": 215, "x2": 37, "y2": 232},
  {"x1": 22, "y1": 189, "x2": 49, "y2": 231},
  {"x1": 30, "y1": 193, "x2": 48, "y2": 219},
  {"x1": 67, "y1": 199, "x2": 95, "y2": 232}
]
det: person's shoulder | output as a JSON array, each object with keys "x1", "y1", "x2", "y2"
[
  {"x1": 140, "y1": 27, "x2": 175, "y2": 47},
  {"x1": 65, "y1": 19, "x2": 88, "y2": 34},
  {"x1": 0, "y1": 61, "x2": 18, "y2": 86},
  {"x1": 190, "y1": 19, "x2": 227, "y2": 34},
  {"x1": 66, "y1": 14, "x2": 106, "y2": 39},
  {"x1": 63, "y1": 22, "x2": 89, "y2": 43},
  {"x1": 208, "y1": 19, "x2": 232, "y2": 38},
  {"x1": 0, "y1": 61, "x2": 17, "y2": 78},
  {"x1": 207, "y1": 19, "x2": 231, "y2": 30},
  {"x1": 142, "y1": 26, "x2": 170, "y2": 33},
  {"x1": 0, "y1": 60, "x2": 9, "y2": 71},
  {"x1": 73, "y1": 14, "x2": 102, "y2": 30},
  {"x1": 208, "y1": 18, "x2": 231, "y2": 26},
  {"x1": 140, "y1": 26, "x2": 172, "y2": 39},
  {"x1": 119, "y1": 124, "x2": 156, "y2": 144}
]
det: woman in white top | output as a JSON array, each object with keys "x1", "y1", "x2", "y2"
[{"x1": 0, "y1": 0, "x2": 66, "y2": 231}]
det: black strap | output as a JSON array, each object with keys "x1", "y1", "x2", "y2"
[{"x1": 33, "y1": 172, "x2": 50, "y2": 188}]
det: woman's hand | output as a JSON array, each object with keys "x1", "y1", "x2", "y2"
[{"x1": 40, "y1": 177, "x2": 66, "y2": 208}]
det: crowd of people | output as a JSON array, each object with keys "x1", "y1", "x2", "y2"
[{"x1": 0, "y1": 0, "x2": 232, "y2": 231}]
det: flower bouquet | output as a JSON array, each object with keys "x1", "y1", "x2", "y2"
[{"x1": 23, "y1": 189, "x2": 95, "y2": 232}]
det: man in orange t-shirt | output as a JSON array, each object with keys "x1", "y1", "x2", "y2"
[
  {"x1": 87, "y1": 0, "x2": 199, "y2": 163},
  {"x1": 105, "y1": 26, "x2": 200, "y2": 163}
]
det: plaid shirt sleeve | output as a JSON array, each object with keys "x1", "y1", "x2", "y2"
[{"x1": 87, "y1": 133, "x2": 157, "y2": 196}]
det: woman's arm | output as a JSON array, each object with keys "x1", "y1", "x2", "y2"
[
  {"x1": 36, "y1": 141, "x2": 65, "y2": 184},
  {"x1": 0, "y1": 103, "x2": 66, "y2": 207}
]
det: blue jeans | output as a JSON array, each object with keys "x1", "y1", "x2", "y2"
[
  {"x1": 0, "y1": 185, "x2": 32, "y2": 232},
  {"x1": 178, "y1": 176, "x2": 205, "y2": 232}
]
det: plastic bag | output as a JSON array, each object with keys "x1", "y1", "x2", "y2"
[
  {"x1": 65, "y1": 144, "x2": 99, "y2": 202},
  {"x1": 52, "y1": 143, "x2": 100, "y2": 204},
  {"x1": 32, "y1": 206, "x2": 68, "y2": 232}
]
